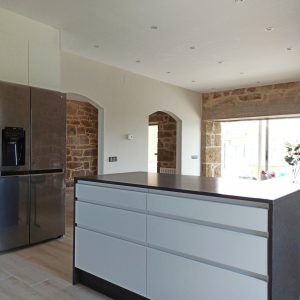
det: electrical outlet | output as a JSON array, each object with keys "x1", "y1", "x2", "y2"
[{"x1": 108, "y1": 156, "x2": 118, "y2": 162}]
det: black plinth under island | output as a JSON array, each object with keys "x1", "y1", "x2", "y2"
[{"x1": 73, "y1": 172, "x2": 300, "y2": 300}]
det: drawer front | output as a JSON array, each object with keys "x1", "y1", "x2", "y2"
[
  {"x1": 76, "y1": 201, "x2": 146, "y2": 242},
  {"x1": 147, "y1": 193, "x2": 268, "y2": 232},
  {"x1": 148, "y1": 215, "x2": 267, "y2": 276},
  {"x1": 147, "y1": 248, "x2": 267, "y2": 300},
  {"x1": 75, "y1": 227, "x2": 146, "y2": 296},
  {"x1": 76, "y1": 183, "x2": 146, "y2": 210}
]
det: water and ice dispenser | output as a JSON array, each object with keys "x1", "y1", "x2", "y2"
[{"x1": 2, "y1": 127, "x2": 25, "y2": 167}]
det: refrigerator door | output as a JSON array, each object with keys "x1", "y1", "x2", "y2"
[
  {"x1": 0, "y1": 81, "x2": 30, "y2": 172},
  {"x1": 0, "y1": 175, "x2": 30, "y2": 251},
  {"x1": 31, "y1": 87, "x2": 66, "y2": 171},
  {"x1": 30, "y1": 172, "x2": 65, "y2": 244}
]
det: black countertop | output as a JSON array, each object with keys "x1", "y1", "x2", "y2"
[{"x1": 75, "y1": 172, "x2": 300, "y2": 203}]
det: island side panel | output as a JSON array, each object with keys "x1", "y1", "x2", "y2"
[{"x1": 272, "y1": 190, "x2": 300, "y2": 300}]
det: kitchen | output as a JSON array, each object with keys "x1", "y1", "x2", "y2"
[{"x1": 0, "y1": 1, "x2": 300, "y2": 299}]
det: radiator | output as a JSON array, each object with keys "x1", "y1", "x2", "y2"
[{"x1": 159, "y1": 167, "x2": 176, "y2": 174}]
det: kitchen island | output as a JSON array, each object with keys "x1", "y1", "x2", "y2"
[{"x1": 73, "y1": 172, "x2": 300, "y2": 300}]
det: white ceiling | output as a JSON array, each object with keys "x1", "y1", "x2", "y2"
[{"x1": 0, "y1": 0, "x2": 300, "y2": 92}]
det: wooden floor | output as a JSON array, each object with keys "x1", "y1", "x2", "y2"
[{"x1": 0, "y1": 190, "x2": 111, "y2": 300}]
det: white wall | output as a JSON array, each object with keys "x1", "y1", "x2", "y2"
[{"x1": 61, "y1": 52, "x2": 202, "y2": 176}]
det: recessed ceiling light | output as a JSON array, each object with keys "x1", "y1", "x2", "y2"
[
  {"x1": 257, "y1": 81, "x2": 261, "y2": 84},
  {"x1": 234, "y1": 0, "x2": 245, "y2": 3},
  {"x1": 189, "y1": 46, "x2": 196, "y2": 50},
  {"x1": 150, "y1": 25, "x2": 158, "y2": 30},
  {"x1": 191, "y1": 80, "x2": 196, "y2": 83},
  {"x1": 218, "y1": 61, "x2": 224, "y2": 64},
  {"x1": 240, "y1": 72, "x2": 244, "y2": 75},
  {"x1": 166, "y1": 71, "x2": 171, "y2": 74},
  {"x1": 93, "y1": 44, "x2": 100, "y2": 48},
  {"x1": 265, "y1": 26, "x2": 274, "y2": 32},
  {"x1": 135, "y1": 60, "x2": 141, "y2": 63},
  {"x1": 287, "y1": 47, "x2": 294, "y2": 51}
]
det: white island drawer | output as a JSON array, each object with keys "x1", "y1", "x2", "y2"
[
  {"x1": 148, "y1": 215, "x2": 267, "y2": 276},
  {"x1": 76, "y1": 201, "x2": 146, "y2": 242},
  {"x1": 147, "y1": 193, "x2": 268, "y2": 232},
  {"x1": 147, "y1": 248, "x2": 267, "y2": 300},
  {"x1": 75, "y1": 228, "x2": 146, "y2": 297},
  {"x1": 76, "y1": 182, "x2": 146, "y2": 210}
]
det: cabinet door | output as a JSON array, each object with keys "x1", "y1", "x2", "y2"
[
  {"x1": 147, "y1": 215, "x2": 267, "y2": 276},
  {"x1": 76, "y1": 183, "x2": 147, "y2": 211},
  {"x1": 147, "y1": 193, "x2": 268, "y2": 232},
  {"x1": 29, "y1": 41, "x2": 60, "y2": 91},
  {"x1": 76, "y1": 201, "x2": 146, "y2": 242},
  {"x1": 0, "y1": 32, "x2": 28, "y2": 85},
  {"x1": 147, "y1": 248, "x2": 267, "y2": 300},
  {"x1": 75, "y1": 227, "x2": 147, "y2": 297}
]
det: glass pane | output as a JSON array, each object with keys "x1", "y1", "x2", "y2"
[
  {"x1": 221, "y1": 120, "x2": 261, "y2": 180},
  {"x1": 268, "y1": 118, "x2": 300, "y2": 177}
]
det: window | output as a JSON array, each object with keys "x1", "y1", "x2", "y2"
[{"x1": 221, "y1": 118, "x2": 300, "y2": 180}]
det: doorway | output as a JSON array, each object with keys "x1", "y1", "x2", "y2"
[
  {"x1": 148, "y1": 124, "x2": 158, "y2": 172},
  {"x1": 66, "y1": 99, "x2": 99, "y2": 187},
  {"x1": 148, "y1": 111, "x2": 178, "y2": 174}
]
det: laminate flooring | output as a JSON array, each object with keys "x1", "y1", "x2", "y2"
[{"x1": 0, "y1": 190, "x2": 111, "y2": 300}]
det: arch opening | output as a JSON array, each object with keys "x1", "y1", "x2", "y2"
[
  {"x1": 148, "y1": 111, "x2": 182, "y2": 174},
  {"x1": 65, "y1": 93, "x2": 104, "y2": 187}
]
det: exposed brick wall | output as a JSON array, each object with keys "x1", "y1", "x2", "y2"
[
  {"x1": 201, "y1": 81, "x2": 300, "y2": 177},
  {"x1": 66, "y1": 100, "x2": 98, "y2": 187},
  {"x1": 149, "y1": 111, "x2": 177, "y2": 172}
]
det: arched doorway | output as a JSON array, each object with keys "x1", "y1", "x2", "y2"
[
  {"x1": 65, "y1": 93, "x2": 104, "y2": 228},
  {"x1": 66, "y1": 99, "x2": 99, "y2": 187},
  {"x1": 148, "y1": 111, "x2": 181, "y2": 174}
]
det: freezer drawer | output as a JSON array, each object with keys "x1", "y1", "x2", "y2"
[
  {"x1": 30, "y1": 173, "x2": 65, "y2": 244},
  {"x1": 0, "y1": 175, "x2": 30, "y2": 251}
]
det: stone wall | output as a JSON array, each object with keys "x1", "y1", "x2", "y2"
[
  {"x1": 66, "y1": 100, "x2": 98, "y2": 187},
  {"x1": 149, "y1": 111, "x2": 177, "y2": 172},
  {"x1": 202, "y1": 81, "x2": 300, "y2": 120},
  {"x1": 201, "y1": 81, "x2": 300, "y2": 177},
  {"x1": 201, "y1": 121, "x2": 221, "y2": 177}
]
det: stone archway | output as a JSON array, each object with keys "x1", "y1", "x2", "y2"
[
  {"x1": 66, "y1": 99, "x2": 99, "y2": 187},
  {"x1": 148, "y1": 111, "x2": 181, "y2": 174}
]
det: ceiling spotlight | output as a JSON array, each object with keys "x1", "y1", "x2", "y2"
[
  {"x1": 166, "y1": 71, "x2": 171, "y2": 74},
  {"x1": 218, "y1": 61, "x2": 224, "y2": 64},
  {"x1": 287, "y1": 47, "x2": 294, "y2": 51},
  {"x1": 189, "y1": 46, "x2": 196, "y2": 50},
  {"x1": 135, "y1": 60, "x2": 141, "y2": 63},
  {"x1": 265, "y1": 26, "x2": 274, "y2": 32},
  {"x1": 150, "y1": 25, "x2": 158, "y2": 30},
  {"x1": 93, "y1": 44, "x2": 100, "y2": 48}
]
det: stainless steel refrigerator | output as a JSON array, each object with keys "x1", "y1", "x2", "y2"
[{"x1": 0, "y1": 81, "x2": 66, "y2": 252}]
